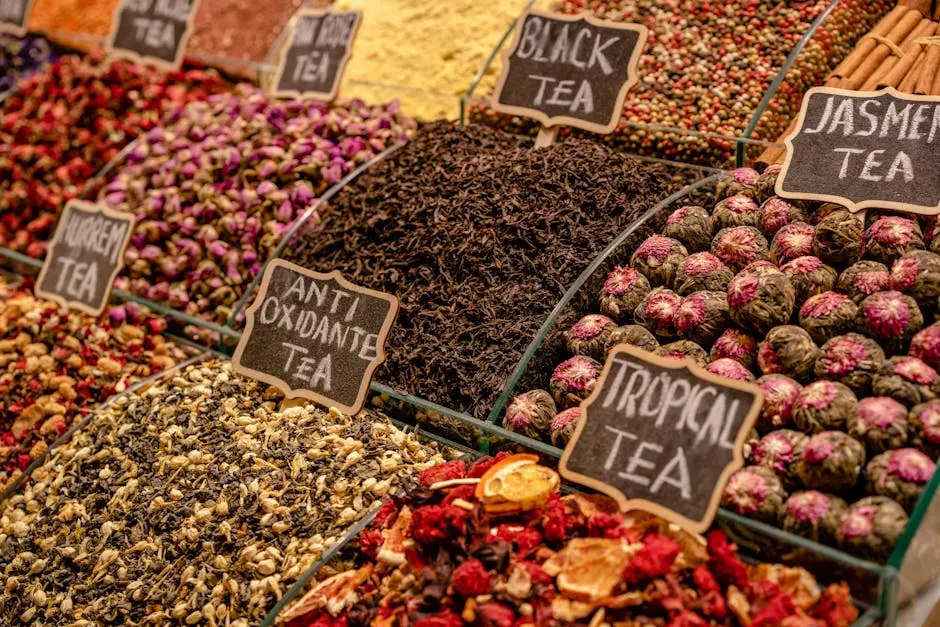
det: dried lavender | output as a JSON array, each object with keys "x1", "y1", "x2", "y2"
[
  {"x1": 759, "y1": 197, "x2": 808, "y2": 238},
  {"x1": 503, "y1": 389, "x2": 556, "y2": 441},
  {"x1": 781, "y1": 256, "x2": 838, "y2": 305},
  {"x1": 756, "y1": 374, "x2": 802, "y2": 433},
  {"x1": 598, "y1": 267, "x2": 650, "y2": 323},
  {"x1": 655, "y1": 341, "x2": 708, "y2": 367},
  {"x1": 814, "y1": 334, "x2": 886, "y2": 394},
  {"x1": 712, "y1": 226, "x2": 771, "y2": 272},
  {"x1": 848, "y1": 397, "x2": 909, "y2": 455},
  {"x1": 770, "y1": 222, "x2": 815, "y2": 266},
  {"x1": 890, "y1": 250, "x2": 940, "y2": 313},
  {"x1": 908, "y1": 401, "x2": 940, "y2": 460},
  {"x1": 721, "y1": 465, "x2": 786, "y2": 524},
  {"x1": 630, "y1": 235, "x2": 688, "y2": 289},
  {"x1": 606, "y1": 325, "x2": 658, "y2": 355},
  {"x1": 634, "y1": 287, "x2": 681, "y2": 339},
  {"x1": 757, "y1": 325, "x2": 819, "y2": 383},
  {"x1": 782, "y1": 491, "x2": 848, "y2": 546},
  {"x1": 864, "y1": 215, "x2": 925, "y2": 265},
  {"x1": 838, "y1": 261, "x2": 890, "y2": 304},
  {"x1": 813, "y1": 209, "x2": 863, "y2": 268},
  {"x1": 856, "y1": 291, "x2": 923, "y2": 355},
  {"x1": 795, "y1": 431, "x2": 866, "y2": 493},
  {"x1": 675, "y1": 252, "x2": 734, "y2": 295},
  {"x1": 662, "y1": 205, "x2": 713, "y2": 252},
  {"x1": 565, "y1": 315, "x2": 617, "y2": 361},
  {"x1": 793, "y1": 381, "x2": 858, "y2": 434},
  {"x1": 727, "y1": 264, "x2": 795, "y2": 335},
  {"x1": 865, "y1": 449, "x2": 937, "y2": 513},
  {"x1": 750, "y1": 429, "x2": 808, "y2": 489},
  {"x1": 837, "y1": 496, "x2": 908, "y2": 562},
  {"x1": 550, "y1": 356, "x2": 601, "y2": 410},
  {"x1": 710, "y1": 327, "x2": 758, "y2": 370},
  {"x1": 798, "y1": 291, "x2": 858, "y2": 345},
  {"x1": 674, "y1": 291, "x2": 730, "y2": 346},
  {"x1": 712, "y1": 194, "x2": 760, "y2": 230},
  {"x1": 873, "y1": 357, "x2": 940, "y2": 408}
]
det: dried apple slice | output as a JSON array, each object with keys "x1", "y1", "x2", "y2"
[
  {"x1": 542, "y1": 537, "x2": 642, "y2": 602},
  {"x1": 281, "y1": 564, "x2": 373, "y2": 620}
]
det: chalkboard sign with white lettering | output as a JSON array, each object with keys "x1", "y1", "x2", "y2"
[
  {"x1": 272, "y1": 9, "x2": 361, "y2": 101},
  {"x1": 491, "y1": 10, "x2": 646, "y2": 135},
  {"x1": 560, "y1": 345, "x2": 762, "y2": 533},
  {"x1": 232, "y1": 259, "x2": 398, "y2": 415},
  {"x1": 107, "y1": 0, "x2": 200, "y2": 69},
  {"x1": 0, "y1": 0, "x2": 33, "y2": 36},
  {"x1": 35, "y1": 201, "x2": 135, "y2": 316},
  {"x1": 778, "y1": 87, "x2": 940, "y2": 215}
]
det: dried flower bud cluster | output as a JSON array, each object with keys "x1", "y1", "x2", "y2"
[{"x1": 0, "y1": 35, "x2": 55, "y2": 93}]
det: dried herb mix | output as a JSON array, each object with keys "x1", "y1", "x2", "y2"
[
  {"x1": 283, "y1": 123, "x2": 679, "y2": 417},
  {"x1": 0, "y1": 360, "x2": 452, "y2": 625}
]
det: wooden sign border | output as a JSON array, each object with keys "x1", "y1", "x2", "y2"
[
  {"x1": 559, "y1": 344, "x2": 763, "y2": 535},
  {"x1": 231, "y1": 258, "x2": 398, "y2": 416},
  {"x1": 489, "y1": 9, "x2": 648, "y2": 135},
  {"x1": 270, "y1": 8, "x2": 362, "y2": 102},
  {"x1": 0, "y1": 0, "x2": 35, "y2": 37},
  {"x1": 105, "y1": 0, "x2": 202, "y2": 71},
  {"x1": 777, "y1": 86, "x2": 940, "y2": 216},
  {"x1": 35, "y1": 200, "x2": 135, "y2": 317}
]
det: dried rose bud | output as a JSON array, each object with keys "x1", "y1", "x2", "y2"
[
  {"x1": 721, "y1": 466, "x2": 786, "y2": 524},
  {"x1": 503, "y1": 389, "x2": 556, "y2": 441},
  {"x1": 655, "y1": 340, "x2": 707, "y2": 367},
  {"x1": 890, "y1": 250, "x2": 940, "y2": 313},
  {"x1": 756, "y1": 374, "x2": 802, "y2": 432},
  {"x1": 634, "y1": 287, "x2": 681, "y2": 339},
  {"x1": 751, "y1": 429, "x2": 808, "y2": 488},
  {"x1": 838, "y1": 496, "x2": 908, "y2": 561},
  {"x1": 849, "y1": 397, "x2": 909, "y2": 456},
  {"x1": 727, "y1": 265, "x2": 795, "y2": 336},
  {"x1": 662, "y1": 205, "x2": 713, "y2": 252},
  {"x1": 630, "y1": 235, "x2": 688, "y2": 288},
  {"x1": 908, "y1": 401, "x2": 940, "y2": 460},
  {"x1": 565, "y1": 314, "x2": 617, "y2": 361},
  {"x1": 706, "y1": 358, "x2": 754, "y2": 382},
  {"x1": 910, "y1": 322, "x2": 940, "y2": 369},
  {"x1": 838, "y1": 261, "x2": 890, "y2": 304},
  {"x1": 711, "y1": 328, "x2": 758, "y2": 370},
  {"x1": 798, "y1": 291, "x2": 857, "y2": 345},
  {"x1": 758, "y1": 325, "x2": 819, "y2": 383},
  {"x1": 716, "y1": 167, "x2": 760, "y2": 200},
  {"x1": 856, "y1": 291, "x2": 923, "y2": 355},
  {"x1": 782, "y1": 490, "x2": 848, "y2": 546},
  {"x1": 872, "y1": 356, "x2": 940, "y2": 408},
  {"x1": 598, "y1": 266, "x2": 650, "y2": 323},
  {"x1": 550, "y1": 356, "x2": 601, "y2": 409},
  {"x1": 675, "y1": 291, "x2": 730, "y2": 346},
  {"x1": 712, "y1": 226, "x2": 771, "y2": 273},
  {"x1": 865, "y1": 449, "x2": 936, "y2": 512},
  {"x1": 606, "y1": 325, "x2": 658, "y2": 355},
  {"x1": 814, "y1": 334, "x2": 886, "y2": 394},
  {"x1": 759, "y1": 197, "x2": 807, "y2": 238},
  {"x1": 675, "y1": 252, "x2": 734, "y2": 296},
  {"x1": 771, "y1": 222, "x2": 815, "y2": 265},
  {"x1": 864, "y1": 215, "x2": 925, "y2": 265},
  {"x1": 551, "y1": 407, "x2": 582, "y2": 448},
  {"x1": 712, "y1": 194, "x2": 760, "y2": 230},
  {"x1": 793, "y1": 380, "x2": 858, "y2": 433},
  {"x1": 795, "y1": 431, "x2": 866, "y2": 492},
  {"x1": 781, "y1": 256, "x2": 837, "y2": 305},
  {"x1": 813, "y1": 209, "x2": 863, "y2": 268}
]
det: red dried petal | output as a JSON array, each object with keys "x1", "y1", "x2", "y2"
[
  {"x1": 587, "y1": 512, "x2": 635, "y2": 540},
  {"x1": 622, "y1": 533, "x2": 681, "y2": 584},
  {"x1": 813, "y1": 583, "x2": 859, "y2": 627},
  {"x1": 418, "y1": 460, "x2": 468, "y2": 487},
  {"x1": 477, "y1": 602, "x2": 516, "y2": 627},
  {"x1": 487, "y1": 525, "x2": 543, "y2": 556},
  {"x1": 359, "y1": 528, "x2": 384, "y2": 560},
  {"x1": 693, "y1": 566, "x2": 720, "y2": 594},
  {"x1": 751, "y1": 594, "x2": 798, "y2": 626},
  {"x1": 452, "y1": 559, "x2": 492, "y2": 597},
  {"x1": 667, "y1": 610, "x2": 709, "y2": 626},
  {"x1": 373, "y1": 500, "x2": 398, "y2": 529},
  {"x1": 411, "y1": 505, "x2": 467, "y2": 544},
  {"x1": 706, "y1": 530, "x2": 749, "y2": 589},
  {"x1": 541, "y1": 492, "x2": 569, "y2": 543},
  {"x1": 467, "y1": 452, "x2": 509, "y2": 478},
  {"x1": 413, "y1": 609, "x2": 464, "y2": 627}
]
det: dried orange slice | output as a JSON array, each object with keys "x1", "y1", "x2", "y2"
[
  {"x1": 542, "y1": 538, "x2": 642, "y2": 602},
  {"x1": 476, "y1": 454, "x2": 559, "y2": 514}
]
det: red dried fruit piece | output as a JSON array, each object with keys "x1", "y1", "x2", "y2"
[
  {"x1": 452, "y1": 559, "x2": 491, "y2": 597},
  {"x1": 359, "y1": 528, "x2": 384, "y2": 560},
  {"x1": 706, "y1": 530, "x2": 749, "y2": 589},
  {"x1": 622, "y1": 533, "x2": 681, "y2": 584},
  {"x1": 411, "y1": 504, "x2": 467, "y2": 544},
  {"x1": 418, "y1": 459, "x2": 468, "y2": 487},
  {"x1": 668, "y1": 611, "x2": 708, "y2": 627},
  {"x1": 467, "y1": 452, "x2": 509, "y2": 478},
  {"x1": 813, "y1": 583, "x2": 859, "y2": 627},
  {"x1": 413, "y1": 609, "x2": 464, "y2": 627},
  {"x1": 487, "y1": 525, "x2": 543, "y2": 555},
  {"x1": 751, "y1": 593, "x2": 799, "y2": 626},
  {"x1": 476, "y1": 602, "x2": 516, "y2": 627}
]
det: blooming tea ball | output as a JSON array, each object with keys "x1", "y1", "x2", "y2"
[
  {"x1": 908, "y1": 401, "x2": 940, "y2": 460},
  {"x1": 838, "y1": 261, "x2": 890, "y2": 304},
  {"x1": 606, "y1": 325, "x2": 658, "y2": 355},
  {"x1": 813, "y1": 209, "x2": 863, "y2": 268},
  {"x1": 655, "y1": 340, "x2": 708, "y2": 368},
  {"x1": 712, "y1": 226, "x2": 770, "y2": 272},
  {"x1": 565, "y1": 314, "x2": 617, "y2": 361},
  {"x1": 795, "y1": 431, "x2": 866, "y2": 492},
  {"x1": 838, "y1": 496, "x2": 908, "y2": 561},
  {"x1": 721, "y1": 465, "x2": 786, "y2": 524},
  {"x1": 712, "y1": 194, "x2": 760, "y2": 230},
  {"x1": 865, "y1": 449, "x2": 936, "y2": 512},
  {"x1": 757, "y1": 325, "x2": 818, "y2": 383},
  {"x1": 550, "y1": 356, "x2": 601, "y2": 409},
  {"x1": 706, "y1": 358, "x2": 754, "y2": 382},
  {"x1": 873, "y1": 356, "x2": 940, "y2": 408},
  {"x1": 710, "y1": 328, "x2": 758, "y2": 370},
  {"x1": 634, "y1": 287, "x2": 681, "y2": 339},
  {"x1": 793, "y1": 381, "x2": 858, "y2": 433},
  {"x1": 756, "y1": 165, "x2": 783, "y2": 202},
  {"x1": 674, "y1": 291, "x2": 730, "y2": 346},
  {"x1": 599, "y1": 266, "x2": 651, "y2": 323},
  {"x1": 727, "y1": 265, "x2": 795, "y2": 335},
  {"x1": 781, "y1": 256, "x2": 837, "y2": 305},
  {"x1": 782, "y1": 490, "x2": 848, "y2": 545},
  {"x1": 890, "y1": 250, "x2": 940, "y2": 313},
  {"x1": 864, "y1": 215, "x2": 925, "y2": 265},
  {"x1": 856, "y1": 291, "x2": 923, "y2": 355},
  {"x1": 811, "y1": 203, "x2": 845, "y2": 226},
  {"x1": 756, "y1": 374, "x2": 802, "y2": 432},
  {"x1": 815, "y1": 333, "x2": 886, "y2": 394},
  {"x1": 551, "y1": 407, "x2": 582, "y2": 449},
  {"x1": 770, "y1": 222, "x2": 815, "y2": 265},
  {"x1": 798, "y1": 291, "x2": 857, "y2": 345},
  {"x1": 662, "y1": 205, "x2": 713, "y2": 252},
  {"x1": 716, "y1": 167, "x2": 760, "y2": 200},
  {"x1": 743, "y1": 428, "x2": 760, "y2": 460},
  {"x1": 503, "y1": 389, "x2": 556, "y2": 441},
  {"x1": 910, "y1": 322, "x2": 940, "y2": 369},
  {"x1": 630, "y1": 236, "x2": 688, "y2": 288},
  {"x1": 675, "y1": 252, "x2": 734, "y2": 295},
  {"x1": 848, "y1": 397, "x2": 909, "y2": 455},
  {"x1": 751, "y1": 429, "x2": 808, "y2": 489},
  {"x1": 759, "y1": 197, "x2": 807, "y2": 237}
]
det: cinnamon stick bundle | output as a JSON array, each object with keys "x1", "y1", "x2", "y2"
[
  {"x1": 916, "y1": 42, "x2": 940, "y2": 93},
  {"x1": 879, "y1": 21, "x2": 940, "y2": 87},
  {"x1": 842, "y1": 9, "x2": 924, "y2": 90},
  {"x1": 831, "y1": 5, "x2": 910, "y2": 79}
]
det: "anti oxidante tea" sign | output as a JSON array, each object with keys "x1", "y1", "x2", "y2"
[
  {"x1": 233, "y1": 259, "x2": 397, "y2": 415},
  {"x1": 107, "y1": 0, "x2": 201, "y2": 69},
  {"x1": 560, "y1": 345, "x2": 762, "y2": 533}
]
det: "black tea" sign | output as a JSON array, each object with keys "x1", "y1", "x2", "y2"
[
  {"x1": 778, "y1": 87, "x2": 940, "y2": 215},
  {"x1": 35, "y1": 201, "x2": 135, "y2": 317},
  {"x1": 0, "y1": 0, "x2": 33, "y2": 36},
  {"x1": 272, "y1": 9, "x2": 361, "y2": 101},
  {"x1": 232, "y1": 259, "x2": 398, "y2": 415},
  {"x1": 107, "y1": 0, "x2": 200, "y2": 69},
  {"x1": 491, "y1": 10, "x2": 647, "y2": 134},
  {"x1": 560, "y1": 345, "x2": 762, "y2": 533}
]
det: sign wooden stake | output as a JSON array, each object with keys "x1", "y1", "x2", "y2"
[{"x1": 535, "y1": 126, "x2": 559, "y2": 148}]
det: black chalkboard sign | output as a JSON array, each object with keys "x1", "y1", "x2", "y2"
[
  {"x1": 272, "y1": 9, "x2": 361, "y2": 101},
  {"x1": 491, "y1": 10, "x2": 647, "y2": 135},
  {"x1": 107, "y1": 0, "x2": 201, "y2": 69},
  {"x1": 778, "y1": 87, "x2": 940, "y2": 215},
  {"x1": 560, "y1": 345, "x2": 762, "y2": 533},
  {"x1": 0, "y1": 0, "x2": 33, "y2": 36},
  {"x1": 232, "y1": 259, "x2": 398, "y2": 415},
  {"x1": 35, "y1": 201, "x2": 135, "y2": 317}
]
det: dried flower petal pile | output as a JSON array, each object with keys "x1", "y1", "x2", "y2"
[{"x1": 0, "y1": 35, "x2": 55, "y2": 93}]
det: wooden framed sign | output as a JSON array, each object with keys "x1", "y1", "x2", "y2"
[
  {"x1": 272, "y1": 9, "x2": 361, "y2": 101},
  {"x1": 0, "y1": 0, "x2": 34, "y2": 36},
  {"x1": 35, "y1": 200, "x2": 135, "y2": 317},
  {"x1": 491, "y1": 10, "x2": 647, "y2": 135},
  {"x1": 560, "y1": 345, "x2": 762, "y2": 534},
  {"x1": 106, "y1": 0, "x2": 201, "y2": 70},
  {"x1": 778, "y1": 87, "x2": 940, "y2": 215},
  {"x1": 232, "y1": 259, "x2": 398, "y2": 415}
]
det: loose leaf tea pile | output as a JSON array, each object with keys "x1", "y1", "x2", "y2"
[
  {"x1": 283, "y1": 122, "x2": 685, "y2": 418},
  {"x1": 0, "y1": 360, "x2": 452, "y2": 625}
]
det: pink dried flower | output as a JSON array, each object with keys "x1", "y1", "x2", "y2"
[
  {"x1": 706, "y1": 358, "x2": 753, "y2": 381},
  {"x1": 885, "y1": 448, "x2": 936, "y2": 484},
  {"x1": 785, "y1": 491, "x2": 830, "y2": 525}
]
